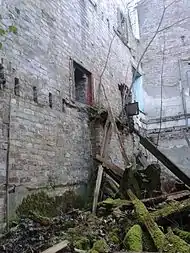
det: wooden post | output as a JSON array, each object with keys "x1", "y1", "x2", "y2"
[{"x1": 92, "y1": 117, "x2": 112, "y2": 213}]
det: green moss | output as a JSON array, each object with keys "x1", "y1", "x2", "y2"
[
  {"x1": 164, "y1": 229, "x2": 190, "y2": 253},
  {"x1": 173, "y1": 228, "x2": 190, "y2": 244},
  {"x1": 99, "y1": 198, "x2": 130, "y2": 207},
  {"x1": 16, "y1": 190, "x2": 84, "y2": 218},
  {"x1": 108, "y1": 231, "x2": 120, "y2": 244},
  {"x1": 74, "y1": 237, "x2": 90, "y2": 250},
  {"x1": 128, "y1": 190, "x2": 165, "y2": 251},
  {"x1": 151, "y1": 199, "x2": 190, "y2": 221},
  {"x1": 134, "y1": 197, "x2": 165, "y2": 250},
  {"x1": 88, "y1": 250, "x2": 99, "y2": 253},
  {"x1": 16, "y1": 191, "x2": 57, "y2": 217},
  {"x1": 92, "y1": 239, "x2": 109, "y2": 253},
  {"x1": 123, "y1": 224, "x2": 143, "y2": 252}
]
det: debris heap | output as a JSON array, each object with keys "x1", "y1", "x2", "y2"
[{"x1": 1, "y1": 187, "x2": 190, "y2": 253}]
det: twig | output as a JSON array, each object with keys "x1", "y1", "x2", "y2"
[
  {"x1": 97, "y1": 34, "x2": 116, "y2": 104},
  {"x1": 125, "y1": 2, "x2": 167, "y2": 102},
  {"x1": 124, "y1": 0, "x2": 187, "y2": 104},
  {"x1": 158, "y1": 17, "x2": 190, "y2": 33},
  {"x1": 156, "y1": 31, "x2": 166, "y2": 147}
]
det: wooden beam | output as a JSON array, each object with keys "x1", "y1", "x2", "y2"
[
  {"x1": 41, "y1": 240, "x2": 69, "y2": 253},
  {"x1": 92, "y1": 119, "x2": 112, "y2": 213},
  {"x1": 95, "y1": 154, "x2": 124, "y2": 178},
  {"x1": 135, "y1": 129, "x2": 190, "y2": 187}
]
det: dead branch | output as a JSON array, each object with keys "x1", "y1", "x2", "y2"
[
  {"x1": 156, "y1": 30, "x2": 166, "y2": 146},
  {"x1": 158, "y1": 17, "x2": 190, "y2": 33},
  {"x1": 125, "y1": 2, "x2": 166, "y2": 102},
  {"x1": 124, "y1": 0, "x2": 188, "y2": 104}
]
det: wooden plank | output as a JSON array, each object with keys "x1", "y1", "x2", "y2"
[
  {"x1": 107, "y1": 107, "x2": 130, "y2": 166},
  {"x1": 41, "y1": 240, "x2": 69, "y2": 253},
  {"x1": 135, "y1": 129, "x2": 190, "y2": 187},
  {"x1": 96, "y1": 154, "x2": 124, "y2": 178},
  {"x1": 92, "y1": 118, "x2": 112, "y2": 213}
]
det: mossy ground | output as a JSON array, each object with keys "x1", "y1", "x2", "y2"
[
  {"x1": 173, "y1": 228, "x2": 190, "y2": 244},
  {"x1": 91, "y1": 239, "x2": 109, "y2": 253},
  {"x1": 16, "y1": 190, "x2": 84, "y2": 218},
  {"x1": 164, "y1": 229, "x2": 190, "y2": 253},
  {"x1": 123, "y1": 224, "x2": 143, "y2": 252}
]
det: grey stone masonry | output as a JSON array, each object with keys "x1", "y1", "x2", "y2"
[
  {"x1": 138, "y1": 0, "x2": 190, "y2": 179},
  {"x1": 0, "y1": 0, "x2": 139, "y2": 229}
]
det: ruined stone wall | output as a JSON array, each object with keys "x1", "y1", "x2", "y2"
[
  {"x1": 138, "y1": 0, "x2": 190, "y2": 118},
  {"x1": 137, "y1": 0, "x2": 190, "y2": 178},
  {"x1": 0, "y1": 0, "x2": 139, "y2": 229}
]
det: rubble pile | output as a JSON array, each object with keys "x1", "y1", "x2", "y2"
[{"x1": 1, "y1": 187, "x2": 190, "y2": 253}]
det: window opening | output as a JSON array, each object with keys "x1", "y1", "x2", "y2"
[
  {"x1": 73, "y1": 61, "x2": 93, "y2": 105},
  {"x1": 62, "y1": 98, "x2": 66, "y2": 112},
  {"x1": 33, "y1": 86, "x2": 38, "y2": 103},
  {"x1": 117, "y1": 8, "x2": 128, "y2": 44},
  {"x1": 14, "y1": 77, "x2": 19, "y2": 96},
  {"x1": 49, "y1": 92, "x2": 53, "y2": 108}
]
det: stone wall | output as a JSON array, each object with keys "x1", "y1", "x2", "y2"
[
  {"x1": 138, "y1": 0, "x2": 190, "y2": 118},
  {"x1": 137, "y1": 0, "x2": 190, "y2": 178},
  {"x1": 0, "y1": 0, "x2": 139, "y2": 229}
]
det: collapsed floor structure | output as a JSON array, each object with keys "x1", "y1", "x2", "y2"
[{"x1": 0, "y1": 0, "x2": 190, "y2": 252}]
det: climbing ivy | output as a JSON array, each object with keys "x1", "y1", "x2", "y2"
[{"x1": 0, "y1": 25, "x2": 17, "y2": 49}]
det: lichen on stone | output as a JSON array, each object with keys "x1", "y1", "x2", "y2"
[{"x1": 123, "y1": 224, "x2": 143, "y2": 252}]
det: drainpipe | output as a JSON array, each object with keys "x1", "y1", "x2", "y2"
[
  {"x1": 186, "y1": 70, "x2": 190, "y2": 96},
  {"x1": 178, "y1": 60, "x2": 188, "y2": 128},
  {"x1": 178, "y1": 60, "x2": 190, "y2": 147},
  {"x1": 5, "y1": 94, "x2": 11, "y2": 231}
]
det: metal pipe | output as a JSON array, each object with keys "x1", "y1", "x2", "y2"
[
  {"x1": 178, "y1": 60, "x2": 188, "y2": 128},
  {"x1": 5, "y1": 94, "x2": 11, "y2": 231},
  {"x1": 186, "y1": 70, "x2": 190, "y2": 95}
]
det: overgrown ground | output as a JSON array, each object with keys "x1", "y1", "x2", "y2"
[{"x1": 0, "y1": 190, "x2": 190, "y2": 253}]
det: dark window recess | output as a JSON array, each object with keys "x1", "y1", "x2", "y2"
[
  {"x1": 33, "y1": 86, "x2": 38, "y2": 103},
  {"x1": 14, "y1": 77, "x2": 19, "y2": 96},
  {"x1": 0, "y1": 63, "x2": 6, "y2": 89},
  {"x1": 49, "y1": 92, "x2": 53, "y2": 108},
  {"x1": 74, "y1": 62, "x2": 93, "y2": 105},
  {"x1": 62, "y1": 98, "x2": 65, "y2": 112}
]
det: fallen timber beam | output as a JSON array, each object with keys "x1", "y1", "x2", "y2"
[
  {"x1": 134, "y1": 129, "x2": 190, "y2": 187},
  {"x1": 95, "y1": 155, "x2": 124, "y2": 184},
  {"x1": 99, "y1": 190, "x2": 190, "y2": 209},
  {"x1": 127, "y1": 189, "x2": 190, "y2": 252},
  {"x1": 151, "y1": 197, "x2": 190, "y2": 222}
]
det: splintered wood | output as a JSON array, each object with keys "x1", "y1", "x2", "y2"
[
  {"x1": 92, "y1": 117, "x2": 112, "y2": 213},
  {"x1": 41, "y1": 240, "x2": 69, "y2": 253}
]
